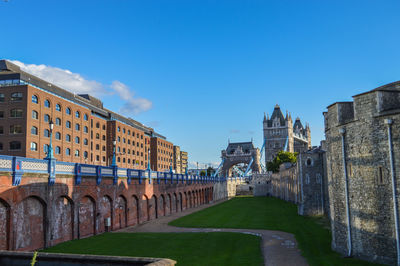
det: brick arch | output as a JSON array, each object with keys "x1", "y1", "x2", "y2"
[
  {"x1": 142, "y1": 195, "x2": 150, "y2": 222},
  {"x1": 174, "y1": 192, "x2": 178, "y2": 212},
  {"x1": 151, "y1": 195, "x2": 158, "y2": 219},
  {"x1": 179, "y1": 192, "x2": 183, "y2": 211},
  {"x1": 78, "y1": 195, "x2": 96, "y2": 238},
  {"x1": 115, "y1": 195, "x2": 127, "y2": 229},
  {"x1": 187, "y1": 191, "x2": 192, "y2": 208},
  {"x1": 52, "y1": 195, "x2": 74, "y2": 245},
  {"x1": 184, "y1": 192, "x2": 188, "y2": 209},
  {"x1": 14, "y1": 195, "x2": 47, "y2": 251},
  {"x1": 167, "y1": 194, "x2": 172, "y2": 215},
  {"x1": 0, "y1": 197, "x2": 10, "y2": 250},
  {"x1": 99, "y1": 195, "x2": 113, "y2": 233},
  {"x1": 132, "y1": 195, "x2": 140, "y2": 225},
  {"x1": 160, "y1": 194, "x2": 166, "y2": 217}
]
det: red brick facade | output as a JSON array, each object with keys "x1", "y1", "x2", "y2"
[
  {"x1": 150, "y1": 137, "x2": 173, "y2": 172},
  {"x1": 0, "y1": 173, "x2": 214, "y2": 251}
]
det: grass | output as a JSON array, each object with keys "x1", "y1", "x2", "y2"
[
  {"x1": 44, "y1": 232, "x2": 263, "y2": 266},
  {"x1": 170, "y1": 196, "x2": 380, "y2": 266}
]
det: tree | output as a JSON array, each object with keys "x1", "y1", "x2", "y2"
[
  {"x1": 200, "y1": 170, "x2": 206, "y2": 176},
  {"x1": 207, "y1": 167, "x2": 215, "y2": 176},
  {"x1": 266, "y1": 150, "x2": 298, "y2": 173}
]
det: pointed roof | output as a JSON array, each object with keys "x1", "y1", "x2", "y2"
[
  {"x1": 293, "y1": 117, "x2": 304, "y2": 132},
  {"x1": 267, "y1": 104, "x2": 286, "y2": 127}
]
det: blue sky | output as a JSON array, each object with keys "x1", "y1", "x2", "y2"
[{"x1": 1, "y1": 0, "x2": 400, "y2": 168}]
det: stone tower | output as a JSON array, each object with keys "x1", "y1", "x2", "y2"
[{"x1": 263, "y1": 104, "x2": 311, "y2": 164}]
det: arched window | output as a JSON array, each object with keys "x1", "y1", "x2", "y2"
[
  {"x1": 55, "y1": 132, "x2": 61, "y2": 140},
  {"x1": 75, "y1": 137, "x2": 80, "y2": 144},
  {"x1": 11, "y1": 92, "x2": 23, "y2": 101},
  {"x1": 123, "y1": 128, "x2": 126, "y2": 133},
  {"x1": 96, "y1": 122, "x2": 100, "y2": 128},
  {"x1": 66, "y1": 107, "x2": 71, "y2": 115},
  {"x1": 30, "y1": 142, "x2": 37, "y2": 151},
  {"x1": 10, "y1": 109, "x2": 23, "y2": 118},
  {"x1": 117, "y1": 126, "x2": 120, "y2": 132},
  {"x1": 102, "y1": 125, "x2": 106, "y2": 130},
  {"x1": 96, "y1": 144, "x2": 100, "y2": 150},
  {"x1": 56, "y1": 118, "x2": 61, "y2": 125},
  {"x1": 32, "y1": 95, "x2": 38, "y2": 104},
  {"x1": 66, "y1": 134, "x2": 71, "y2": 142},
  {"x1": 102, "y1": 135, "x2": 106, "y2": 141},
  {"x1": 44, "y1": 114, "x2": 50, "y2": 123},
  {"x1": 84, "y1": 138, "x2": 88, "y2": 145},
  {"x1": 128, "y1": 130, "x2": 131, "y2": 135},
  {"x1": 66, "y1": 148, "x2": 71, "y2": 156},
  {"x1": 9, "y1": 141, "x2": 21, "y2": 150},
  {"x1": 44, "y1": 99, "x2": 50, "y2": 108},
  {"x1": 84, "y1": 126, "x2": 88, "y2": 133},
  {"x1": 75, "y1": 123, "x2": 80, "y2": 131},
  {"x1": 84, "y1": 151, "x2": 88, "y2": 158},
  {"x1": 75, "y1": 149, "x2": 80, "y2": 157},
  {"x1": 96, "y1": 133, "x2": 100, "y2": 139},
  {"x1": 102, "y1": 145, "x2": 106, "y2": 151},
  {"x1": 31, "y1": 126, "x2": 38, "y2": 135},
  {"x1": 32, "y1": 110, "x2": 38, "y2": 120},
  {"x1": 55, "y1": 146, "x2": 60, "y2": 154},
  {"x1": 84, "y1": 114, "x2": 88, "y2": 121},
  {"x1": 56, "y1": 104, "x2": 61, "y2": 111},
  {"x1": 66, "y1": 121, "x2": 71, "y2": 128},
  {"x1": 44, "y1": 129, "x2": 50, "y2": 137},
  {"x1": 75, "y1": 111, "x2": 80, "y2": 118}
]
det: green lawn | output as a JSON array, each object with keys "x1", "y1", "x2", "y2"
[
  {"x1": 170, "y1": 196, "x2": 380, "y2": 266},
  {"x1": 44, "y1": 232, "x2": 263, "y2": 266}
]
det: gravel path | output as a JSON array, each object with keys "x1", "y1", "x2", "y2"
[{"x1": 117, "y1": 200, "x2": 308, "y2": 266}]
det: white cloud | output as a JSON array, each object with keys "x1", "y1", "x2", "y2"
[
  {"x1": 110, "y1": 81, "x2": 152, "y2": 115},
  {"x1": 12, "y1": 60, "x2": 104, "y2": 95},
  {"x1": 11, "y1": 60, "x2": 152, "y2": 115}
]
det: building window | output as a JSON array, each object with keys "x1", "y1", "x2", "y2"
[
  {"x1": 55, "y1": 132, "x2": 61, "y2": 140},
  {"x1": 44, "y1": 129, "x2": 50, "y2": 137},
  {"x1": 75, "y1": 150, "x2": 80, "y2": 157},
  {"x1": 66, "y1": 148, "x2": 71, "y2": 156},
  {"x1": 118, "y1": 147, "x2": 121, "y2": 152},
  {"x1": 118, "y1": 136, "x2": 121, "y2": 142},
  {"x1": 102, "y1": 156, "x2": 105, "y2": 162},
  {"x1": 56, "y1": 118, "x2": 61, "y2": 125},
  {"x1": 102, "y1": 135, "x2": 105, "y2": 141},
  {"x1": 75, "y1": 123, "x2": 80, "y2": 131},
  {"x1": 102, "y1": 145, "x2": 105, "y2": 151},
  {"x1": 96, "y1": 144, "x2": 99, "y2": 150},
  {"x1": 44, "y1": 114, "x2": 50, "y2": 123},
  {"x1": 0, "y1": 126, "x2": 3, "y2": 134},
  {"x1": 55, "y1": 146, "x2": 61, "y2": 154},
  {"x1": 9, "y1": 141, "x2": 21, "y2": 150},
  {"x1": 96, "y1": 122, "x2": 100, "y2": 128},
  {"x1": 32, "y1": 110, "x2": 38, "y2": 120},
  {"x1": 0, "y1": 93, "x2": 4, "y2": 102},
  {"x1": 10, "y1": 109, "x2": 23, "y2": 118},
  {"x1": 128, "y1": 130, "x2": 131, "y2": 135},
  {"x1": 30, "y1": 142, "x2": 37, "y2": 151},
  {"x1": 0, "y1": 142, "x2": 3, "y2": 150},
  {"x1": 44, "y1": 144, "x2": 49, "y2": 154},
  {"x1": 123, "y1": 128, "x2": 126, "y2": 133},
  {"x1": 66, "y1": 134, "x2": 71, "y2": 142},
  {"x1": 96, "y1": 133, "x2": 100, "y2": 139},
  {"x1": 128, "y1": 139, "x2": 130, "y2": 145},
  {"x1": 84, "y1": 138, "x2": 88, "y2": 145},
  {"x1": 96, "y1": 155, "x2": 100, "y2": 161},
  {"x1": 11, "y1": 92, "x2": 23, "y2": 101},
  {"x1": 84, "y1": 126, "x2": 88, "y2": 133},
  {"x1": 84, "y1": 151, "x2": 88, "y2": 159},
  {"x1": 123, "y1": 138, "x2": 126, "y2": 143},
  {"x1": 84, "y1": 114, "x2": 88, "y2": 121},
  {"x1": 75, "y1": 137, "x2": 80, "y2": 144},
  {"x1": 10, "y1": 125, "x2": 22, "y2": 134},
  {"x1": 75, "y1": 111, "x2": 80, "y2": 118},
  {"x1": 44, "y1": 99, "x2": 51, "y2": 108},
  {"x1": 117, "y1": 126, "x2": 120, "y2": 132},
  {"x1": 31, "y1": 126, "x2": 38, "y2": 135},
  {"x1": 117, "y1": 157, "x2": 120, "y2": 162},
  {"x1": 66, "y1": 121, "x2": 71, "y2": 128},
  {"x1": 66, "y1": 107, "x2": 71, "y2": 115},
  {"x1": 32, "y1": 95, "x2": 38, "y2": 104},
  {"x1": 102, "y1": 124, "x2": 106, "y2": 130}
]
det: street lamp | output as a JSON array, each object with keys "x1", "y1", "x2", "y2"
[
  {"x1": 45, "y1": 118, "x2": 54, "y2": 159},
  {"x1": 170, "y1": 154, "x2": 173, "y2": 173},
  {"x1": 111, "y1": 140, "x2": 117, "y2": 167},
  {"x1": 147, "y1": 148, "x2": 151, "y2": 171}
]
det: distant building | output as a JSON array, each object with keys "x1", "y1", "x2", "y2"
[
  {"x1": 173, "y1": 146, "x2": 182, "y2": 173},
  {"x1": 180, "y1": 150, "x2": 188, "y2": 173},
  {"x1": 263, "y1": 104, "x2": 311, "y2": 163}
]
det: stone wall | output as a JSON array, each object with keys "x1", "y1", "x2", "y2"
[{"x1": 325, "y1": 82, "x2": 400, "y2": 265}]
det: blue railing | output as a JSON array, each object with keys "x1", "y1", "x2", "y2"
[{"x1": 0, "y1": 155, "x2": 226, "y2": 186}]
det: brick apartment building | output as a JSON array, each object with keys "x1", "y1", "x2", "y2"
[{"x1": 0, "y1": 60, "x2": 184, "y2": 170}]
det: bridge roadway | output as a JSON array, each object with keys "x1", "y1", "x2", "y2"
[{"x1": 118, "y1": 198, "x2": 308, "y2": 266}]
